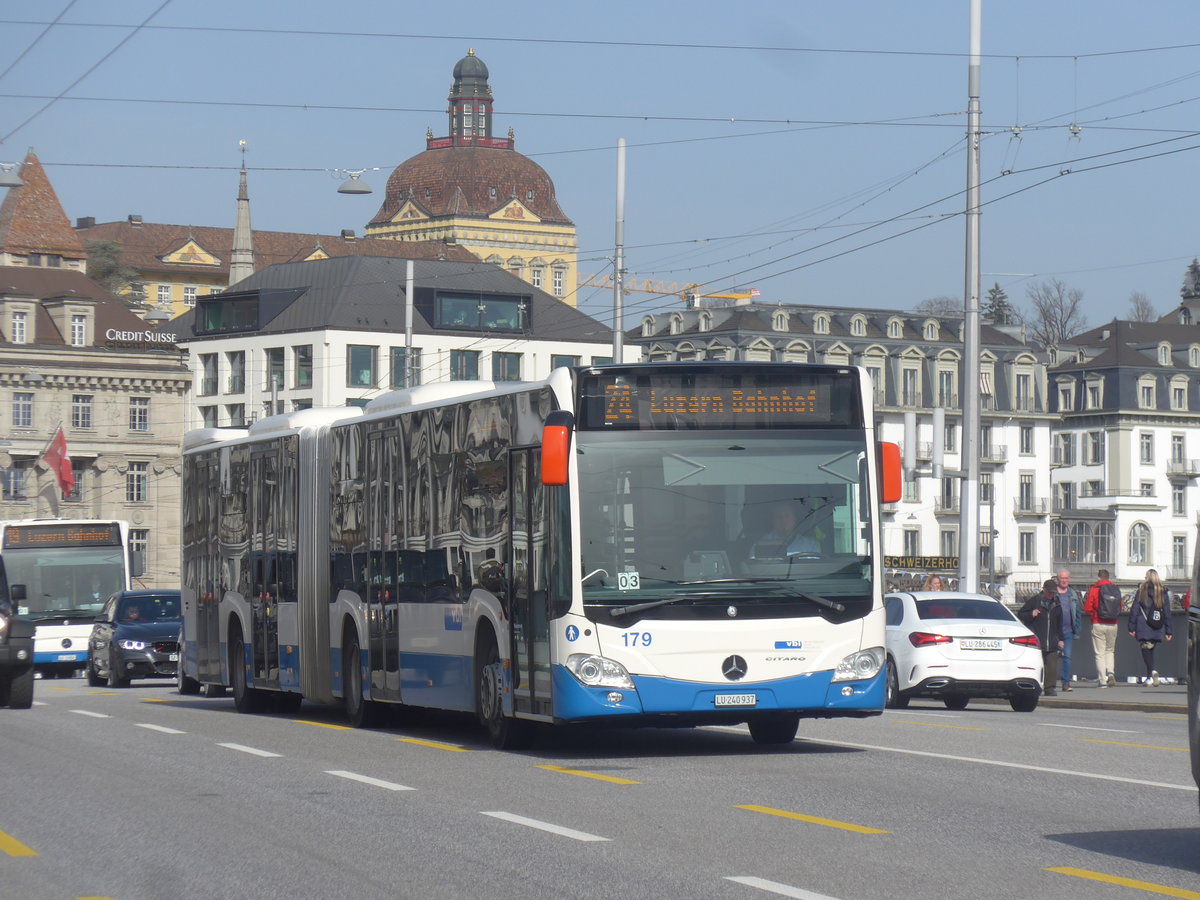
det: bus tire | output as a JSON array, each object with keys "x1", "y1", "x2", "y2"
[
  {"x1": 230, "y1": 624, "x2": 267, "y2": 713},
  {"x1": 343, "y1": 630, "x2": 382, "y2": 728},
  {"x1": 475, "y1": 635, "x2": 531, "y2": 750},
  {"x1": 107, "y1": 651, "x2": 130, "y2": 688},
  {"x1": 176, "y1": 662, "x2": 201, "y2": 695},
  {"x1": 748, "y1": 712, "x2": 800, "y2": 745}
]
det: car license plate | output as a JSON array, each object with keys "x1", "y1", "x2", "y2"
[
  {"x1": 715, "y1": 693, "x2": 757, "y2": 708},
  {"x1": 169, "y1": 653, "x2": 179, "y2": 661},
  {"x1": 959, "y1": 639, "x2": 1001, "y2": 650}
]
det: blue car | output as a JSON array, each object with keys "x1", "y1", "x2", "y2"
[{"x1": 87, "y1": 590, "x2": 182, "y2": 688}]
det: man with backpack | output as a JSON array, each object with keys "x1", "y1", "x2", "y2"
[{"x1": 1084, "y1": 568, "x2": 1122, "y2": 688}]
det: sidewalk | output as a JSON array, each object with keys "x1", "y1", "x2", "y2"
[{"x1": 1036, "y1": 679, "x2": 1187, "y2": 714}]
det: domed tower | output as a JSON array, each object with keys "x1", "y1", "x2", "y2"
[{"x1": 365, "y1": 50, "x2": 579, "y2": 304}]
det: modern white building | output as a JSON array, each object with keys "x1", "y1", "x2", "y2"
[{"x1": 171, "y1": 254, "x2": 621, "y2": 431}]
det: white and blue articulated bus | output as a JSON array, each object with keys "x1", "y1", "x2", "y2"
[
  {"x1": 179, "y1": 363, "x2": 902, "y2": 747},
  {"x1": 0, "y1": 519, "x2": 133, "y2": 678}
]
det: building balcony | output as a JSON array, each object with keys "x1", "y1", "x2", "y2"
[
  {"x1": 916, "y1": 442, "x2": 933, "y2": 461},
  {"x1": 898, "y1": 391, "x2": 923, "y2": 409},
  {"x1": 227, "y1": 375, "x2": 245, "y2": 393},
  {"x1": 934, "y1": 498, "x2": 960, "y2": 516},
  {"x1": 980, "y1": 445, "x2": 1007, "y2": 465},
  {"x1": 1166, "y1": 459, "x2": 1200, "y2": 479},
  {"x1": 935, "y1": 392, "x2": 959, "y2": 409},
  {"x1": 198, "y1": 377, "x2": 218, "y2": 396},
  {"x1": 1013, "y1": 498, "x2": 1048, "y2": 516},
  {"x1": 881, "y1": 502, "x2": 899, "y2": 515}
]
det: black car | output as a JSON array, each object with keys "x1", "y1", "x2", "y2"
[{"x1": 87, "y1": 590, "x2": 182, "y2": 687}]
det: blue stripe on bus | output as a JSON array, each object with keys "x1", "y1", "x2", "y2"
[
  {"x1": 550, "y1": 665, "x2": 885, "y2": 720},
  {"x1": 396, "y1": 652, "x2": 473, "y2": 711}
]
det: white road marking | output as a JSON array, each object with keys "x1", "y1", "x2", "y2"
[
  {"x1": 883, "y1": 710, "x2": 962, "y2": 719},
  {"x1": 481, "y1": 811, "x2": 609, "y2": 842},
  {"x1": 725, "y1": 876, "x2": 842, "y2": 899},
  {"x1": 69, "y1": 709, "x2": 109, "y2": 718},
  {"x1": 326, "y1": 770, "x2": 414, "y2": 792},
  {"x1": 802, "y1": 738, "x2": 1197, "y2": 792},
  {"x1": 217, "y1": 742, "x2": 281, "y2": 758},
  {"x1": 136, "y1": 723, "x2": 186, "y2": 735},
  {"x1": 32, "y1": 701, "x2": 47, "y2": 707},
  {"x1": 1039, "y1": 723, "x2": 1141, "y2": 734}
]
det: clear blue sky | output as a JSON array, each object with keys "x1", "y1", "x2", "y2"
[{"x1": 2, "y1": 0, "x2": 1198, "y2": 333}]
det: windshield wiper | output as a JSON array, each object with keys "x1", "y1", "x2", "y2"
[{"x1": 609, "y1": 594, "x2": 695, "y2": 617}]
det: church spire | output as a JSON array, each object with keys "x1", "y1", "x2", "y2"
[{"x1": 228, "y1": 140, "x2": 255, "y2": 286}]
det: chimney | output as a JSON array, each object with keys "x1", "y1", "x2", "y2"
[
  {"x1": 341, "y1": 229, "x2": 356, "y2": 241},
  {"x1": 128, "y1": 214, "x2": 143, "y2": 226},
  {"x1": 75, "y1": 216, "x2": 95, "y2": 229}
]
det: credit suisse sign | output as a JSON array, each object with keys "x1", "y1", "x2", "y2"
[{"x1": 105, "y1": 328, "x2": 178, "y2": 348}]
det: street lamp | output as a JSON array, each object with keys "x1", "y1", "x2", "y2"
[
  {"x1": 0, "y1": 163, "x2": 23, "y2": 189},
  {"x1": 335, "y1": 168, "x2": 376, "y2": 195}
]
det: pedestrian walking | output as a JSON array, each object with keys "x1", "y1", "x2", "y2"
[
  {"x1": 1128, "y1": 568, "x2": 1173, "y2": 685},
  {"x1": 1083, "y1": 568, "x2": 1121, "y2": 688},
  {"x1": 1054, "y1": 569, "x2": 1083, "y2": 691},
  {"x1": 1017, "y1": 579, "x2": 1065, "y2": 696}
]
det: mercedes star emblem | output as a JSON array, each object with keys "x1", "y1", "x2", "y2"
[{"x1": 722, "y1": 655, "x2": 748, "y2": 681}]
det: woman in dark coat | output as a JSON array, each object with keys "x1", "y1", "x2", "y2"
[{"x1": 1128, "y1": 568, "x2": 1173, "y2": 685}]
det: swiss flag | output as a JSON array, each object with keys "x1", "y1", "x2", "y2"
[{"x1": 42, "y1": 426, "x2": 74, "y2": 496}]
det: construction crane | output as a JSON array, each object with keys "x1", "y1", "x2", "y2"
[{"x1": 578, "y1": 275, "x2": 760, "y2": 307}]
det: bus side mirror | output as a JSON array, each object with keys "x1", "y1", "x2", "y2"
[
  {"x1": 878, "y1": 441, "x2": 902, "y2": 504},
  {"x1": 541, "y1": 410, "x2": 574, "y2": 486}
]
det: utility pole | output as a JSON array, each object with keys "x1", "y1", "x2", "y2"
[
  {"x1": 613, "y1": 138, "x2": 626, "y2": 362},
  {"x1": 958, "y1": 0, "x2": 983, "y2": 592},
  {"x1": 404, "y1": 259, "x2": 414, "y2": 387}
]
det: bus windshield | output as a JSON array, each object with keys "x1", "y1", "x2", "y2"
[
  {"x1": 576, "y1": 430, "x2": 874, "y2": 613},
  {"x1": 4, "y1": 545, "x2": 126, "y2": 619}
]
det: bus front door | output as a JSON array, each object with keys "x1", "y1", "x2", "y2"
[{"x1": 510, "y1": 448, "x2": 552, "y2": 717}]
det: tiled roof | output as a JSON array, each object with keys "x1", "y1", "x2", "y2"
[
  {"x1": 0, "y1": 151, "x2": 87, "y2": 260},
  {"x1": 0, "y1": 267, "x2": 161, "y2": 348},
  {"x1": 75, "y1": 220, "x2": 478, "y2": 277},
  {"x1": 370, "y1": 146, "x2": 572, "y2": 227}
]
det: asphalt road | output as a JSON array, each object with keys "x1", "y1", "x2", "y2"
[{"x1": 2, "y1": 679, "x2": 1196, "y2": 900}]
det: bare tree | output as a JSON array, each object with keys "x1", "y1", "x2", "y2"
[
  {"x1": 1127, "y1": 290, "x2": 1156, "y2": 322},
  {"x1": 1024, "y1": 278, "x2": 1087, "y2": 347},
  {"x1": 913, "y1": 295, "x2": 963, "y2": 318}
]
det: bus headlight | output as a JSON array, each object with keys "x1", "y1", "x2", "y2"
[
  {"x1": 119, "y1": 640, "x2": 147, "y2": 651},
  {"x1": 565, "y1": 654, "x2": 634, "y2": 690},
  {"x1": 831, "y1": 647, "x2": 885, "y2": 682}
]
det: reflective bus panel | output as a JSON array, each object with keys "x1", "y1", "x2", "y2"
[{"x1": 180, "y1": 364, "x2": 899, "y2": 747}]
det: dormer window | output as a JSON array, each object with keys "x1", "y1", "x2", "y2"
[
  {"x1": 1076, "y1": 348, "x2": 1086, "y2": 363},
  {"x1": 887, "y1": 318, "x2": 903, "y2": 339},
  {"x1": 772, "y1": 311, "x2": 788, "y2": 331},
  {"x1": 1158, "y1": 342, "x2": 1172, "y2": 366},
  {"x1": 1190, "y1": 344, "x2": 1200, "y2": 368},
  {"x1": 813, "y1": 313, "x2": 830, "y2": 335},
  {"x1": 488, "y1": 186, "x2": 497, "y2": 199},
  {"x1": 669, "y1": 313, "x2": 683, "y2": 335},
  {"x1": 698, "y1": 311, "x2": 713, "y2": 332},
  {"x1": 641, "y1": 315, "x2": 655, "y2": 337},
  {"x1": 850, "y1": 315, "x2": 866, "y2": 336},
  {"x1": 923, "y1": 320, "x2": 939, "y2": 341}
]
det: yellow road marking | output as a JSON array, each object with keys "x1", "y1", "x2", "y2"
[
  {"x1": 139, "y1": 697, "x2": 172, "y2": 703},
  {"x1": 294, "y1": 719, "x2": 351, "y2": 731},
  {"x1": 896, "y1": 720, "x2": 985, "y2": 731},
  {"x1": 0, "y1": 830, "x2": 38, "y2": 857},
  {"x1": 396, "y1": 737, "x2": 470, "y2": 753},
  {"x1": 736, "y1": 804, "x2": 889, "y2": 834},
  {"x1": 86, "y1": 691, "x2": 118, "y2": 695},
  {"x1": 535, "y1": 764, "x2": 641, "y2": 785},
  {"x1": 1047, "y1": 866, "x2": 1200, "y2": 899},
  {"x1": 46, "y1": 686, "x2": 73, "y2": 691},
  {"x1": 1081, "y1": 738, "x2": 1188, "y2": 752}
]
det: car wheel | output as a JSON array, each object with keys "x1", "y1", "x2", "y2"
[
  {"x1": 1010, "y1": 693, "x2": 1039, "y2": 712},
  {"x1": 885, "y1": 659, "x2": 909, "y2": 709},
  {"x1": 86, "y1": 659, "x2": 106, "y2": 687},
  {"x1": 230, "y1": 625, "x2": 267, "y2": 713},
  {"x1": 176, "y1": 660, "x2": 201, "y2": 695},
  {"x1": 943, "y1": 696, "x2": 969, "y2": 710},
  {"x1": 6, "y1": 666, "x2": 34, "y2": 709},
  {"x1": 107, "y1": 651, "x2": 130, "y2": 688},
  {"x1": 476, "y1": 635, "x2": 531, "y2": 750},
  {"x1": 748, "y1": 712, "x2": 801, "y2": 745}
]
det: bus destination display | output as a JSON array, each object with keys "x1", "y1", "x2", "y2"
[
  {"x1": 3, "y1": 523, "x2": 122, "y2": 549},
  {"x1": 578, "y1": 370, "x2": 856, "y2": 430}
]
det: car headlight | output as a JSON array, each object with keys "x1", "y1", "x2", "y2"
[
  {"x1": 831, "y1": 647, "x2": 885, "y2": 682},
  {"x1": 565, "y1": 653, "x2": 635, "y2": 689},
  {"x1": 0, "y1": 613, "x2": 7, "y2": 636},
  {"x1": 119, "y1": 639, "x2": 147, "y2": 651}
]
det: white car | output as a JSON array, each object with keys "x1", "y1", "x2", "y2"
[{"x1": 884, "y1": 591, "x2": 1044, "y2": 712}]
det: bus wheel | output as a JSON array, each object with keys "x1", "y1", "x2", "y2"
[
  {"x1": 6, "y1": 666, "x2": 33, "y2": 709},
  {"x1": 748, "y1": 712, "x2": 800, "y2": 745},
  {"x1": 343, "y1": 631, "x2": 381, "y2": 728},
  {"x1": 176, "y1": 662, "x2": 201, "y2": 695},
  {"x1": 475, "y1": 638, "x2": 531, "y2": 750},
  {"x1": 230, "y1": 625, "x2": 267, "y2": 713}
]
